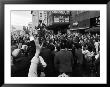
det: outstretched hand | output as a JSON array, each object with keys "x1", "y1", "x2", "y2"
[
  {"x1": 34, "y1": 37, "x2": 43, "y2": 57},
  {"x1": 29, "y1": 31, "x2": 43, "y2": 57}
]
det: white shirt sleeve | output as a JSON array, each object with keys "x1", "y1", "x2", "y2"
[
  {"x1": 39, "y1": 56, "x2": 47, "y2": 68},
  {"x1": 28, "y1": 56, "x2": 40, "y2": 77}
]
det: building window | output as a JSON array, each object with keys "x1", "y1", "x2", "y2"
[{"x1": 40, "y1": 13, "x2": 42, "y2": 17}]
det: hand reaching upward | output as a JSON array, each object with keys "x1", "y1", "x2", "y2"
[
  {"x1": 34, "y1": 37, "x2": 43, "y2": 58},
  {"x1": 29, "y1": 31, "x2": 43, "y2": 58}
]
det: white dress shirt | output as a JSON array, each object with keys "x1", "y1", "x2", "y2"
[{"x1": 28, "y1": 55, "x2": 47, "y2": 77}]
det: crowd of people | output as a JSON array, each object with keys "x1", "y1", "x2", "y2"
[{"x1": 11, "y1": 28, "x2": 100, "y2": 77}]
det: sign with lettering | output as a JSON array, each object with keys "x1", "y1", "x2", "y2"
[
  {"x1": 54, "y1": 15, "x2": 69, "y2": 23},
  {"x1": 50, "y1": 11, "x2": 70, "y2": 15}
]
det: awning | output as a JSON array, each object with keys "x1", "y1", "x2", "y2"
[
  {"x1": 85, "y1": 27, "x2": 100, "y2": 32},
  {"x1": 46, "y1": 23, "x2": 70, "y2": 30},
  {"x1": 70, "y1": 27, "x2": 89, "y2": 30}
]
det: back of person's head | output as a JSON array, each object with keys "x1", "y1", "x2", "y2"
[
  {"x1": 47, "y1": 43, "x2": 55, "y2": 51},
  {"x1": 60, "y1": 40, "x2": 66, "y2": 49},
  {"x1": 66, "y1": 40, "x2": 72, "y2": 49},
  {"x1": 43, "y1": 41, "x2": 48, "y2": 48},
  {"x1": 12, "y1": 49, "x2": 21, "y2": 58},
  {"x1": 88, "y1": 45, "x2": 93, "y2": 52},
  {"x1": 56, "y1": 43, "x2": 60, "y2": 51},
  {"x1": 75, "y1": 43, "x2": 82, "y2": 49}
]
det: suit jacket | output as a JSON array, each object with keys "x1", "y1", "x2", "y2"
[
  {"x1": 75, "y1": 48, "x2": 83, "y2": 65},
  {"x1": 54, "y1": 49, "x2": 74, "y2": 73},
  {"x1": 39, "y1": 47, "x2": 55, "y2": 76},
  {"x1": 28, "y1": 40, "x2": 36, "y2": 58},
  {"x1": 11, "y1": 55, "x2": 32, "y2": 77}
]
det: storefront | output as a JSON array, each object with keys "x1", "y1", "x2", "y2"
[
  {"x1": 47, "y1": 12, "x2": 70, "y2": 34},
  {"x1": 47, "y1": 23, "x2": 70, "y2": 34},
  {"x1": 85, "y1": 27, "x2": 100, "y2": 34},
  {"x1": 70, "y1": 16, "x2": 100, "y2": 34},
  {"x1": 69, "y1": 11, "x2": 100, "y2": 34}
]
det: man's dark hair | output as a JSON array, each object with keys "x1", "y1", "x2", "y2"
[
  {"x1": 60, "y1": 40, "x2": 67, "y2": 49},
  {"x1": 42, "y1": 41, "x2": 48, "y2": 48},
  {"x1": 75, "y1": 43, "x2": 82, "y2": 49},
  {"x1": 88, "y1": 45, "x2": 93, "y2": 52},
  {"x1": 47, "y1": 43, "x2": 55, "y2": 51},
  {"x1": 66, "y1": 40, "x2": 73, "y2": 49}
]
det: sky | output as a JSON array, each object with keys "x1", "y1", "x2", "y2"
[{"x1": 11, "y1": 10, "x2": 32, "y2": 27}]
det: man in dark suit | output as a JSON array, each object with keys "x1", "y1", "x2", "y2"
[
  {"x1": 74, "y1": 43, "x2": 84, "y2": 76},
  {"x1": 54, "y1": 40, "x2": 74, "y2": 77},
  {"x1": 39, "y1": 42, "x2": 55, "y2": 77}
]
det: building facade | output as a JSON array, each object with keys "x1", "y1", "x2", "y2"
[
  {"x1": 31, "y1": 10, "x2": 48, "y2": 28},
  {"x1": 70, "y1": 11, "x2": 100, "y2": 30},
  {"x1": 38, "y1": 11, "x2": 48, "y2": 25},
  {"x1": 47, "y1": 11, "x2": 70, "y2": 34},
  {"x1": 47, "y1": 11, "x2": 70, "y2": 26},
  {"x1": 28, "y1": 22, "x2": 33, "y2": 34}
]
